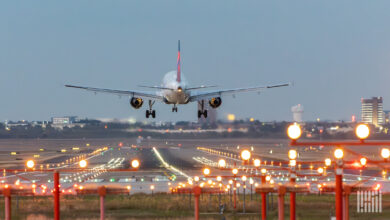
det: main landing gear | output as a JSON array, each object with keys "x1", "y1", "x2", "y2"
[
  {"x1": 198, "y1": 100, "x2": 208, "y2": 118},
  {"x1": 172, "y1": 104, "x2": 178, "y2": 112},
  {"x1": 146, "y1": 100, "x2": 156, "y2": 118}
]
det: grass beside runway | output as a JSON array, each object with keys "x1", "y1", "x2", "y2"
[{"x1": 0, "y1": 193, "x2": 390, "y2": 219}]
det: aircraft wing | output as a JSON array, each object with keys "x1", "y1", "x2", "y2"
[
  {"x1": 65, "y1": 85, "x2": 165, "y2": 101},
  {"x1": 189, "y1": 83, "x2": 291, "y2": 101}
]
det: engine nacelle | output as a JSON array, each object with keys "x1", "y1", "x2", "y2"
[
  {"x1": 209, "y1": 97, "x2": 222, "y2": 108},
  {"x1": 130, "y1": 97, "x2": 144, "y2": 109}
]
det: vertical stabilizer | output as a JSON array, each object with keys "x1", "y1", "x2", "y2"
[{"x1": 177, "y1": 40, "x2": 181, "y2": 83}]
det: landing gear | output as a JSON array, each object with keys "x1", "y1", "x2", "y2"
[
  {"x1": 197, "y1": 100, "x2": 208, "y2": 118},
  {"x1": 172, "y1": 104, "x2": 178, "y2": 112},
  {"x1": 198, "y1": 110, "x2": 208, "y2": 118},
  {"x1": 146, "y1": 110, "x2": 156, "y2": 118},
  {"x1": 146, "y1": 100, "x2": 156, "y2": 118}
]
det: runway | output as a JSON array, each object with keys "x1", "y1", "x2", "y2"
[{"x1": 0, "y1": 138, "x2": 388, "y2": 194}]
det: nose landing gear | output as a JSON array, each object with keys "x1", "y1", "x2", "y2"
[{"x1": 172, "y1": 104, "x2": 178, "y2": 112}]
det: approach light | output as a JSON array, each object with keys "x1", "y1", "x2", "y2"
[
  {"x1": 381, "y1": 148, "x2": 390, "y2": 159},
  {"x1": 242, "y1": 176, "x2": 247, "y2": 181},
  {"x1": 249, "y1": 179, "x2": 254, "y2": 184},
  {"x1": 287, "y1": 123, "x2": 302, "y2": 140},
  {"x1": 232, "y1": 168, "x2": 238, "y2": 175},
  {"x1": 288, "y1": 149, "x2": 298, "y2": 160},
  {"x1": 194, "y1": 176, "x2": 200, "y2": 182},
  {"x1": 360, "y1": 158, "x2": 367, "y2": 166},
  {"x1": 254, "y1": 159, "x2": 261, "y2": 167},
  {"x1": 218, "y1": 159, "x2": 226, "y2": 168},
  {"x1": 79, "y1": 160, "x2": 87, "y2": 168},
  {"x1": 374, "y1": 183, "x2": 381, "y2": 191},
  {"x1": 26, "y1": 160, "x2": 35, "y2": 169},
  {"x1": 334, "y1": 149, "x2": 344, "y2": 159},
  {"x1": 241, "y1": 150, "x2": 251, "y2": 161},
  {"x1": 317, "y1": 167, "x2": 324, "y2": 174},
  {"x1": 325, "y1": 158, "x2": 332, "y2": 167},
  {"x1": 131, "y1": 159, "x2": 140, "y2": 168},
  {"x1": 203, "y1": 168, "x2": 211, "y2": 176},
  {"x1": 265, "y1": 176, "x2": 271, "y2": 181},
  {"x1": 289, "y1": 159, "x2": 296, "y2": 167},
  {"x1": 217, "y1": 176, "x2": 222, "y2": 182},
  {"x1": 355, "y1": 124, "x2": 370, "y2": 140},
  {"x1": 261, "y1": 168, "x2": 267, "y2": 174}
]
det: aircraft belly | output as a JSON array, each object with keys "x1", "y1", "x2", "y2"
[{"x1": 164, "y1": 92, "x2": 189, "y2": 104}]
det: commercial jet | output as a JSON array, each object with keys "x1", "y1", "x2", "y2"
[{"x1": 66, "y1": 41, "x2": 290, "y2": 119}]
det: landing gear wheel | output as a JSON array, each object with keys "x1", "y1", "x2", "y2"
[
  {"x1": 198, "y1": 110, "x2": 202, "y2": 118},
  {"x1": 203, "y1": 110, "x2": 208, "y2": 118},
  {"x1": 146, "y1": 100, "x2": 156, "y2": 119}
]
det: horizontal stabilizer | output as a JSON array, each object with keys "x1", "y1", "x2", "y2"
[
  {"x1": 186, "y1": 85, "x2": 218, "y2": 90},
  {"x1": 138, "y1": 85, "x2": 175, "y2": 91}
]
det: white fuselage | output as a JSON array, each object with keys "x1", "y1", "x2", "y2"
[
  {"x1": 160, "y1": 71, "x2": 190, "y2": 104},
  {"x1": 162, "y1": 88, "x2": 190, "y2": 104}
]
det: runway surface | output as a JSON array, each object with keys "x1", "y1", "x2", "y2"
[{"x1": 0, "y1": 138, "x2": 388, "y2": 193}]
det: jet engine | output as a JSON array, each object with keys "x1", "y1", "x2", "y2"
[
  {"x1": 209, "y1": 97, "x2": 222, "y2": 108},
  {"x1": 130, "y1": 97, "x2": 144, "y2": 109}
]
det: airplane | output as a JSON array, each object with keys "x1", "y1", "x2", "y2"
[{"x1": 65, "y1": 40, "x2": 290, "y2": 119}]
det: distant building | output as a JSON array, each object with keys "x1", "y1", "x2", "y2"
[
  {"x1": 51, "y1": 116, "x2": 78, "y2": 125},
  {"x1": 384, "y1": 110, "x2": 390, "y2": 124},
  {"x1": 51, "y1": 116, "x2": 83, "y2": 130},
  {"x1": 198, "y1": 101, "x2": 217, "y2": 124},
  {"x1": 291, "y1": 104, "x2": 304, "y2": 122},
  {"x1": 361, "y1": 97, "x2": 384, "y2": 127}
]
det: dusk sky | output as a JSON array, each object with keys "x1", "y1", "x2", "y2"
[{"x1": 1, "y1": 1, "x2": 390, "y2": 122}]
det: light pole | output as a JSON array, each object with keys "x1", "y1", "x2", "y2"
[
  {"x1": 54, "y1": 171, "x2": 60, "y2": 220},
  {"x1": 228, "y1": 180, "x2": 233, "y2": 206},
  {"x1": 232, "y1": 168, "x2": 238, "y2": 210},
  {"x1": 249, "y1": 178, "x2": 254, "y2": 200},
  {"x1": 261, "y1": 168, "x2": 267, "y2": 220},
  {"x1": 334, "y1": 148, "x2": 344, "y2": 220},
  {"x1": 150, "y1": 185, "x2": 155, "y2": 196},
  {"x1": 217, "y1": 176, "x2": 222, "y2": 208},
  {"x1": 242, "y1": 175, "x2": 247, "y2": 213},
  {"x1": 288, "y1": 149, "x2": 297, "y2": 220}
]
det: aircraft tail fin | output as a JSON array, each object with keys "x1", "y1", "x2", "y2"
[{"x1": 177, "y1": 40, "x2": 181, "y2": 83}]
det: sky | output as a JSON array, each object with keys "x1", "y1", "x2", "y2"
[{"x1": 1, "y1": 1, "x2": 390, "y2": 122}]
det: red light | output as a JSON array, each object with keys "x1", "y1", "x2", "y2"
[{"x1": 119, "y1": 142, "x2": 123, "y2": 147}]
